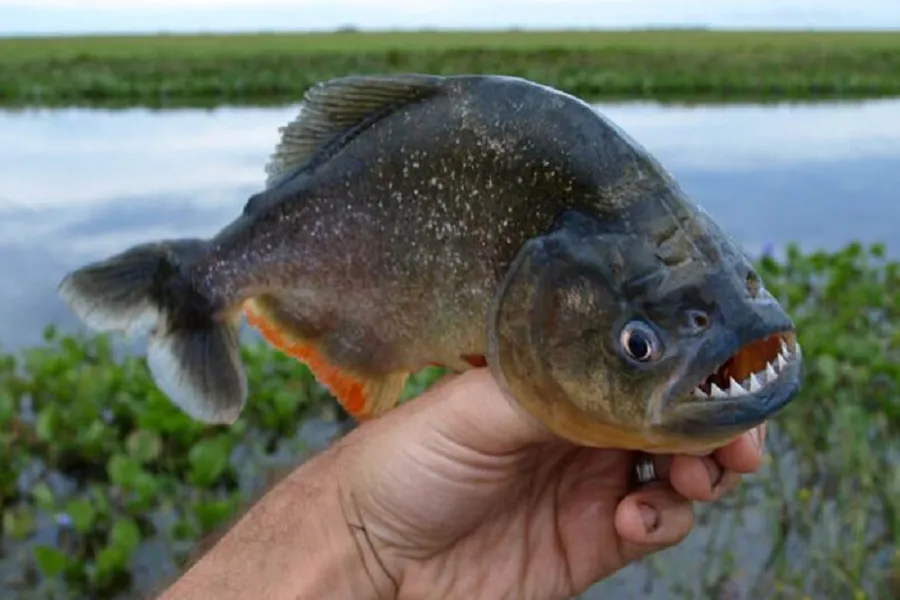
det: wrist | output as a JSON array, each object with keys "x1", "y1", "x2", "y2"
[
  {"x1": 291, "y1": 442, "x2": 398, "y2": 599},
  {"x1": 158, "y1": 442, "x2": 391, "y2": 600}
]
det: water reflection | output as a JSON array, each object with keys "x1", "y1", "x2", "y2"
[{"x1": 0, "y1": 99, "x2": 898, "y2": 351}]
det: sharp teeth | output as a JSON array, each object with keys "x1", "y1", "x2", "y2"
[
  {"x1": 777, "y1": 353, "x2": 788, "y2": 370},
  {"x1": 728, "y1": 377, "x2": 745, "y2": 396},
  {"x1": 780, "y1": 339, "x2": 791, "y2": 357},
  {"x1": 694, "y1": 337, "x2": 801, "y2": 402},
  {"x1": 748, "y1": 373, "x2": 762, "y2": 392}
]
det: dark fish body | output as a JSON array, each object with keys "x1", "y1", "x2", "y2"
[
  {"x1": 200, "y1": 76, "x2": 672, "y2": 372},
  {"x1": 59, "y1": 74, "x2": 803, "y2": 453}
]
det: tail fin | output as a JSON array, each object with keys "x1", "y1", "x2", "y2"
[{"x1": 57, "y1": 240, "x2": 247, "y2": 424}]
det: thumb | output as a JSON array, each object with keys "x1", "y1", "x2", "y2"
[
  {"x1": 422, "y1": 368, "x2": 558, "y2": 455},
  {"x1": 613, "y1": 483, "x2": 696, "y2": 564}
]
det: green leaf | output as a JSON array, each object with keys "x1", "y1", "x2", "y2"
[
  {"x1": 109, "y1": 517, "x2": 142, "y2": 554},
  {"x1": 88, "y1": 483, "x2": 113, "y2": 516},
  {"x1": 194, "y1": 498, "x2": 239, "y2": 533},
  {"x1": 80, "y1": 419, "x2": 108, "y2": 448},
  {"x1": 107, "y1": 453, "x2": 142, "y2": 488},
  {"x1": 188, "y1": 436, "x2": 232, "y2": 486},
  {"x1": 64, "y1": 498, "x2": 96, "y2": 534},
  {"x1": 129, "y1": 471, "x2": 162, "y2": 511},
  {"x1": 95, "y1": 544, "x2": 129, "y2": 577},
  {"x1": 3, "y1": 507, "x2": 35, "y2": 539},
  {"x1": 126, "y1": 429, "x2": 163, "y2": 463},
  {"x1": 33, "y1": 545, "x2": 69, "y2": 577},
  {"x1": 170, "y1": 518, "x2": 196, "y2": 541},
  {"x1": 31, "y1": 481, "x2": 55, "y2": 510},
  {"x1": 271, "y1": 388, "x2": 301, "y2": 419},
  {"x1": 35, "y1": 405, "x2": 61, "y2": 441}
]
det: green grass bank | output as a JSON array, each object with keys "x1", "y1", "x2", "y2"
[
  {"x1": 2, "y1": 29, "x2": 900, "y2": 107},
  {"x1": 1, "y1": 243, "x2": 898, "y2": 599}
]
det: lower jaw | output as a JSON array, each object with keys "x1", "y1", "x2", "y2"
[
  {"x1": 617, "y1": 429, "x2": 746, "y2": 455},
  {"x1": 513, "y1": 393, "x2": 752, "y2": 453}
]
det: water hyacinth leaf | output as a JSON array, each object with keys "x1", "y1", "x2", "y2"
[
  {"x1": 35, "y1": 405, "x2": 61, "y2": 441},
  {"x1": 109, "y1": 518, "x2": 142, "y2": 554},
  {"x1": 188, "y1": 436, "x2": 232, "y2": 486},
  {"x1": 126, "y1": 430, "x2": 163, "y2": 463},
  {"x1": 88, "y1": 483, "x2": 114, "y2": 515},
  {"x1": 79, "y1": 419, "x2": 109, "y2": 450},
  {"x1": 108, "y1": 453, "x2": 143, "y2": 488},
  {"x1": 64, "y1": 498, "x2": 97, "y2": 533},
  {"x1": 31, "y1": 481, "x2": 55, "y2": 510},
  {"x1": 170, "y1": 518, "x2": 196, "y2": 541},
  {"x1": 129, "y1": 471, "x2": 162, "y2": 510},
  {"x1": 271, "y1": 388, "x2": 301, "y2": 418},
  {"x1": 3, "y1": 507, "x2": 36, "y2": 539},
  {"x1": 95, "y1": 545, "x2": 129, "y2": 578},
  {"x1": 194, "y1": 497, "x2": 240, "y2": 533},
  {"x1": 34, "y1": 545, "x2": 70, "y2": 577}
]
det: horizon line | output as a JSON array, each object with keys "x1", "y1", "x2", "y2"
[{"x1": 4, "y1": 25, "x2": 900, "y2": 39}]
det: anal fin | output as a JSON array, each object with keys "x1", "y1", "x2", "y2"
[
  {"x1": 429, "y1": 353, "x2": 487, "y2": 373},
  {"x1": 461, "y1": 354, "x2": 487, "y2": 368},
  {"x1": 243, "y1": 300, "x2": 408, "y2": 420}
]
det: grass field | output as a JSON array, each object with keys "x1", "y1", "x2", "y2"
[{"x1": 2, "y1": 29, "x2": 900, "y2": 106}]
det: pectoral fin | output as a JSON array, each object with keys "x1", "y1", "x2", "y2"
[{"x1": 243, "y1": 300, "x2": 408, "y2": 420}]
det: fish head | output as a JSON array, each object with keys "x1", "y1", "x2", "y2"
[{"x1": 487, "y1": 207, "x2": 803, "y2": 454}]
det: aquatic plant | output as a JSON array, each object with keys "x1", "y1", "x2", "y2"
[
  {"x1": 1, "y1": 30, "x2": 900, "y2": 107},
  {"x1": 0, "y1": 242, "x2": 897, "y2": 599}
]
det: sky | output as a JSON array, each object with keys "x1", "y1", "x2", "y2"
[{"x1": 1, "y1": 0, "x2": 899, "y2": 36}]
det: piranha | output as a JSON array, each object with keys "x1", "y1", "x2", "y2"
[{"x1": 58, "y1": 73, "x2": 803, "y2": 454}]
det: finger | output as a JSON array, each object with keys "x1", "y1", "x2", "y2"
[
  {"x1": 713, "y1": 423, "x2": 767, "y2": 474},
  {"x1": 647, "y1": 422, "x2": 765, "y2": 482},
  {"x1": 409, "y1": 369, "x2": 558, "y2": 455},
  {"x1": 666, "y1": 454, "x2": 743, "y2": 502},
  {"x1": 649, "y1": 425, "x2": 765, "y2": 501},
  {"x1": 614, "y1": 483, "x2": 695, "y2": 563}
]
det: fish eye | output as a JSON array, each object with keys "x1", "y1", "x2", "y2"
[{"x1": 619, "y1": 321, "x2": 662, "y2": 363}]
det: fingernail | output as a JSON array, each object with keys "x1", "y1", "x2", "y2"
[
  {"x1": 704, "y1": 458, "x2": 724, "y2": 490},
  {"x1": 751, "y1": 427, "x2": 764, "y2": 456},
  {"x1": 638, "y1": 503, "x2": 659, "y2": 533}
]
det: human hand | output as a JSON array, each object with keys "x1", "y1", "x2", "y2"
[{"x1": 335, "y1": 368, "x2": 766, "y2": 599}]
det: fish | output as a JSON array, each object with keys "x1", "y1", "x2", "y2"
[{"x1": 57, "y1": 73, "x2": 803, "y2": 455}]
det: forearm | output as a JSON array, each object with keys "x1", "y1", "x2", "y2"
[{"x1": 157, "y1": 442, "x2": 388, "y2": 600}]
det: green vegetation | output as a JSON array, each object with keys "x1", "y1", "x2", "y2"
[
  {"x1": 2, "y1": 29, "x2": 900, "y2": 107},
  {"x1": 0, "y1": 242, "x2": 897, "y2": 599}
]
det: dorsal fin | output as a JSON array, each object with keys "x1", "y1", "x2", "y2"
[{"x1": 264, "y1": 74, "x2": 445, "y2": 189}]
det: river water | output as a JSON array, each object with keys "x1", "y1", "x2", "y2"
[
  {"x1": 0, "y1": 98, "x2": 898, "y2": 598},
  {"x1": 2, "y1": 99, "x2": 899, "y2": 352}
]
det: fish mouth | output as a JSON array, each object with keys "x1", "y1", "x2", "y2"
[{"x1": 660, "y1": 329, "x2": 803, "y2": 437}]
